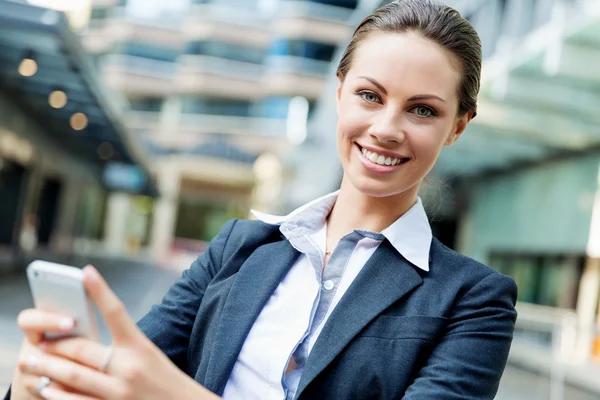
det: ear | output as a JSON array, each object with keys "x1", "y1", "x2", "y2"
[
  {"x1": 336, "y1": 73, "x2": 344, "y2": 114},
  {"x1": 444, "y1": 110, "x2": 473, "y2": 146}
]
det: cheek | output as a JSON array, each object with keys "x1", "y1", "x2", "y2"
[
  {"x1": 408, "y1": 127, "x2": 448, "y2": 159},
  {"x1": 338, "y1": 106, "x2": 369, "y2": 141}
]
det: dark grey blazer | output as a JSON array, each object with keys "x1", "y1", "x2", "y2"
[{"x1": 4, "y1": 218, "x2": 517, "y2": 400}]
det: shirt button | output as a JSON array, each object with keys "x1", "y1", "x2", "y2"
[{"x1": 323, "y1": 280, "x2": 334, "y2": 290}]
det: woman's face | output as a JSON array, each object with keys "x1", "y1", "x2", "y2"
[{"x1": 336, "y1": 31, "x2": 471, "y2": 199}]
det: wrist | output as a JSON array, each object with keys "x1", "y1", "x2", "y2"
[{"x1": 181, "y1": 375, "x2": 220, "y2": 400}]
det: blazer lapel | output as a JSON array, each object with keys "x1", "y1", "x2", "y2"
[
  {"x1": 202, "y1": 238, "x2": 300, "y2": 395},
  {"x1": 294, "y1": 240, "x2": 424, "y2": 399}
]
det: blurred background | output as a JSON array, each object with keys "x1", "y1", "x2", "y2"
[{"x1": 0, "y1": 0, "x2": 599, "y2": 398}]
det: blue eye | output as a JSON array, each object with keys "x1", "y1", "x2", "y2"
[
  {"x1": 358, "y1": 91, "x2": 381, "y2": 104},
  {"x1": 410, "y1": 106, "x2": 436, "y2": 117}
]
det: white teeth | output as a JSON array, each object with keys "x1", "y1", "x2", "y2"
[{"x1": 360, "y1": 146, "x2": 406, "y2": 166}]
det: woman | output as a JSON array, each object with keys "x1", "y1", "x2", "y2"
[{"x1": 7, "y1": 1, "x2": 517, "y2": 399}]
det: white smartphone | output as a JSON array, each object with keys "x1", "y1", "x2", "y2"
[{"x1": 27, "y1": 260, "x2": 99, "y2": 341}]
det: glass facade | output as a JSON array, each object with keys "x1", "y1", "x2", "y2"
[
  {"x1": 489, "y1": 252, "x2": 585, "y2": 309},
  {"x1": 255, "y1": 96, "x2": 316, "y2": 119},
  {"x1": 181, "y1": 96, "x2": 253, "y2": 116},
  {"x1": 111, "y1": 42, "x2": 180, "y2": 62},
  {"x1": 284, "y1": 0, "x2": 359, "y2": 9},
  {"x1": 268, "y1": 39, "x2": 336, "y2": 62},
  {"x1": 129, "y1": 97, "x2": 164, "y2": 112},
  {"x1": 90, "y1": 7, "x2": 111, "y2": 21},
  {"x1": 175, "y1": 199, "x2": 246, "y2": 242},
  {"x1": 179, "y1": 95, "x2": 316, "y2": 120},
  {"x1": 186, "y1": 40, "x2": 264, "y2": 64}
]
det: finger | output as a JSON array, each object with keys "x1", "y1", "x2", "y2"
[
  {"x1": 82, "y1": 265, "x2": 141, "y2": 344},
  {"x1": 40, "y1": 337, "x2": 110, "y2": 372},
  {"x1": 22, "y1": 374, "x2": 72, "y2": 399},
  {"x1": 18, "y1": 351, "x2": 117, "y2": 399},
  {"x1": 37, "y1": 386, "x2": 100, "y2": 400},
  {"x1": 18, "y1": 309, "x2": 75, "y2": 345}
]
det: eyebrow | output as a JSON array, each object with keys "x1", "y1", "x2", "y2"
[
  {"x1": 358, "y1": 76, "x2": 387, "y2": 95},
  {"x1": 408, "y1": 94, "x2": 447, "y2": 103},
  {"x1": 358, "y1": 76, "x2": 447, "y2": 103}
]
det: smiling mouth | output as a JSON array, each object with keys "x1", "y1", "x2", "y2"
[{"x1": 357, "y1": 144, "x2": 410, "y2": 167}]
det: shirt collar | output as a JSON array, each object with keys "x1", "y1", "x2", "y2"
[{"x1": 251, "y1": 191, "x2": 432, "y2": 271}]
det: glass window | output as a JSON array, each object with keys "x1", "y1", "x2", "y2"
[
  {"x1": 175, "y1": 200, "x2": 245, "y2": 242},
  {"x1": 112, "y1": 42, "x2": 179, "y2": 62},
  {"x1": 254, "y1": 96, "x2": 317, "y2": 119},
  {"x1": 181, "y1": 96, "x2": 252, "y2": 116},
  {"x1": 186, "y1": 40, "x2": 264, "y2": 64},
  {"x1": 90, "y1": 7, "x2": 110, "y2": 20},
  {"x1": 489, "y1": 252, "x2": 585, "y2": 309},
  {"x1": 129, "y1": 97, "x2": 164, "y2": 112},
  {"x1": 308, "y1": 0, "x2": 358, "y2": 9},
  {"x1": 512, "y1": 256, "x2": 542, "y2": 304},
  {"x1": 268, "y1": 39, "x2": 336, "y2": 62}
]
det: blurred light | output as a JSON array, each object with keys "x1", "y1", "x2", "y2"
[
  {"x1": 586, "y1": 162, "x2": 600, "y2": 258},
  {"x1": 70, "y1": 112, "x2": 88, "y2": 131},
  {"x1": 98, "y1": 142, "x2": 115, "y2": 160},
  {"x1": 0, "y1": 133, "x2": 33, "y2": 163},
  {"x1": 18, "y1": 58, "x2": 38, "y2": 77},
  {"x1": 49, "y1": 90, "x2": 68, "y2": 109},
  {"x1": 103, "y1": 163, "x2": 147, "y2": 192},
  {"x1": 543, "y1": 1, "x2": 566, "y2": 77},
  {"x1": 286, "y1": 96, "x2": 309, "y2": 146},
  {"x1": 253, "y1": 153, "x2": 281, "y2": 181},
  {"x1": 28, "y1": 0, "x2": 92, "y2": 30}
]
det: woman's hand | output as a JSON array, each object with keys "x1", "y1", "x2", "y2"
[
  {"x1": 12, "y1": 306, "x2": 79, "y2": 399},
  {"x1": 18, "y1": 266, "x2": 220, "y2": 400}
]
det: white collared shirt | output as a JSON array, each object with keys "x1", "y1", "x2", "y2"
[{"x1": 222, "y1": 191, "x2": 432, "y2": 400}]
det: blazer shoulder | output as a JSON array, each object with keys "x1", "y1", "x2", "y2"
[{"x1": 430, "y1": 237, "x2": 517, "y2": 295}]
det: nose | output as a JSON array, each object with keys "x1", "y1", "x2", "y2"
[{"x1": 368, "y1": 113, "x2": 406, "y2": 144}]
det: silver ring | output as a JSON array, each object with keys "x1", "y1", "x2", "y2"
[
  {"x1": 36, "y1": 376, "x2": 51, "y2": 396},
  {"x1": 100, "y1": 345, "x2": 114, "y2": 373}
]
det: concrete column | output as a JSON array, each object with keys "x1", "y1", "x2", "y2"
[
  {"x1": 159, "y1": 96, "x2": 182, "y2": 139},
  {"x1": 52, "y1": 176, "x2": 82, "y2": 253},
  {"x1": 104, "y1": 192, "x2": 132, "y2": 255},
  {"x1": 149, "y1": 163, "x2": 180, "y2": 262},
  {"x1": 13, "y1": 160, "x2": 43, "y2": 255}
]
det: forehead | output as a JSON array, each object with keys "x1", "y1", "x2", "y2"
[{"x1": 348, "y1": 32, "x2": 461, "y2": 99}]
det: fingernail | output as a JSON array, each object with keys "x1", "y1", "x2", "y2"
[
  {"x1": 59, "y1": 318, "x2": 74, "y2": 331},
  {"x1": 40, "y1": 386, "x2": 60, "y2": 400},
  {"x1": 84, "y1": 265, "x2": 98, "y2": 282}
]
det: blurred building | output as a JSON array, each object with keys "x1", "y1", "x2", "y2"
[
  {"x1": 0, "y1": 0, "x2": 156, "y2": 273},
  {"x1": 295, "y1": 0, "x2": 600, "y2": 362},
  {"x1": 82, "y1": 0, "x2": 359, "y2": 262}
]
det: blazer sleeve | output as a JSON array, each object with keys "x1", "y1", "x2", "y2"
[
  {"x1": 402, "y1": 272, "x2": 518, "y2": 400},
  {"x1": 2, "y1": 220, "x2": 238, "y2": 400},
  {"x1": 135, "y1": 218, "x2": 237, "y2": 369}
]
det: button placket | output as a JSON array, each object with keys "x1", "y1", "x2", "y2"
[{"x1": 323, "y1": 280, "x2": 334, "y2": 290}]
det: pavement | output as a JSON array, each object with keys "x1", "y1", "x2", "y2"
[{"x1": 1, "y1": 259, "x2": 600, "y2": 399}]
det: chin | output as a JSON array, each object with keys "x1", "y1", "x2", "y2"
[{"x1": 349, "y1": 173, "x2": 407, "y2": 199}]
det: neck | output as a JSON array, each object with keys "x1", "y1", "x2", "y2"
[{"x1": 327, "y1": 174, "x2": 420, "y2": 235}]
